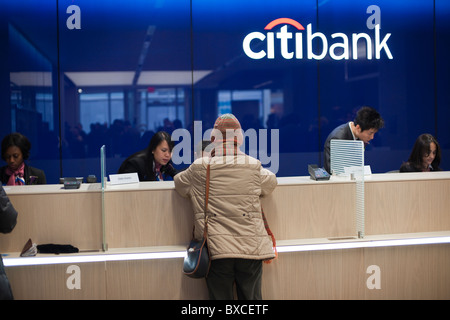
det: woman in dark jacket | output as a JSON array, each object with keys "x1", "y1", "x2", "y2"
[
  {"x1": 118, "y1": 131, "x2": 178, "y2": 181},
  {"x1": 1, "y1": 133, "x2": 46, "y2": 185},
  {"x1": 0, "y1": 186, "x2": 18, "y2": 299},
  {"x1": 400, "y1": 133, "x2": 442, "y2": 172}
]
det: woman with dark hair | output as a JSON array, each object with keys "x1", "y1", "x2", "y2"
[
  {"x1": 400, "y1": 133, "x2": 442, "y2": 172},
  {"x1": 1, "y1": 133, "x2": 46, "y2": 185},
  {"x1": 118, "y1": 131, "x2": 178, "y2": 181}
]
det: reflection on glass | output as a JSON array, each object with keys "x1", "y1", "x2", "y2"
[{"x1": 101, "y1": 145, "x2": 106, "y2": 191}]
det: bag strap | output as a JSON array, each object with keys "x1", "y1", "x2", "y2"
[
  {"x1": 261, "y1": 207, "x2": 278, "y2": 264},
  {"x1": 203, "y1": 163, "x2": 211, "y2": 238}
]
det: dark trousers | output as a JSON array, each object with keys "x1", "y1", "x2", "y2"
[{"x1": 206, "y1": 258, "x2": 263, "y2": 300}]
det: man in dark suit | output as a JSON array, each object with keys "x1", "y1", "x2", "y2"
[{"x1": 323, "y1": 106, "x2": 384, "y2": 174}]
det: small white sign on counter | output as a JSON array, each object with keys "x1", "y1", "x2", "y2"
[
  {"x1": 109, "y1": 173, "x2": 139, "y2": 185},
  {"x1": 344, "y1": 165, "x2": 372, "y2": 176}
]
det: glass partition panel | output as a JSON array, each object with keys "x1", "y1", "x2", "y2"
[
  {"x1": 436, "y1": 0, "x2": 450, "y2": 168},
  {"x1": 1, "y1": 1, "x2": 60, "y2": 183},
  {"x1": 58, "y1": 0, "x2": 191, "y2": 181},
  {"x1": 192, "y1": 0, "x2": 319, "y2": 176},
  {"x1": 100, "y1": 145, "x2": 107, "y2": 251},
  {"x1": 319, "y1": 0, "x2": 436, "y2": 173}
]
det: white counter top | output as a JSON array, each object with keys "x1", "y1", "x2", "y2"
[
  {"x1": 3, "y1": 182, "x2": 102, "y2": 195},
  {"x1": 104, "y1": 170, "x2": 450, "y2": 190},
  {"x1": 363, "y1": 171, "x2": 450, "y2": 182},
  {"x1": 3, "y1": 171, "x2": 449, "y2": 194}
]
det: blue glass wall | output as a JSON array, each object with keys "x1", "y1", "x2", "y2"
[{"x1": 1, "y1": 0, "x2": 449, "y2": 183}]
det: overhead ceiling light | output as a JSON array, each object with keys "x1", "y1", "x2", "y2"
[
  {"x1": 65, "y1": 71, "x2": 134, "y2": 86},
  {"x1": 138, "y1": 70, "x2": 212, "y2": 86},
  {"x1": 65, "y1": 70, "x2": 211, "y2": 87},
  {"x1": 10, "y1": 72, "x2": 53, "y2": 87}
]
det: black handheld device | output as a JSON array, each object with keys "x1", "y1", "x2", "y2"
[{"x1": 308, "y1": 164, "x2": 330, "y2": 181}]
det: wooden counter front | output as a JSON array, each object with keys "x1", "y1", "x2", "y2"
[
  {"x1": 4, "y1": 233, "x2": 450, "y2": 299},
  {"x1": 364, "y1": 172, "x2": 450, "y2": 235},
  {"x1": 2, "y1": 172, "x2": 449, "y2": 252},
  {"x1": 0, "y1": 184, "x2": 103, "y2": 253},
  {"x1": 104, "y1": 182, "x2": 193, "y2": 249},
  {"x1": 2, "y1": 171, "x2": 450, "y2": 300},
  {"x1": 103, "y1": 172, "x2": 450, "y2": 249},
  {"x1": 103, "y1": 178, "x2": 356, "y2": 249}
]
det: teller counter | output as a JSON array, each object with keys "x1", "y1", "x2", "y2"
[
  {"x1": 0, "y1": 183, "x2": 103, "y2": 253},
  {"x1": 1, "y1": 171, "x2": 450, "y2": 299}
]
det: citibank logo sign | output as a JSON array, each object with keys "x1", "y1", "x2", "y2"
[{"x1": 243, "y1": 14, "x2": 393, "y2": 61}]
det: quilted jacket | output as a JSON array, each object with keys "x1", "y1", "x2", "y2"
[{"x1": 174, "y1": 149, "x2": 277, "y2": 261}]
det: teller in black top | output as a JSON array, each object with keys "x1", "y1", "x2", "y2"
[
  {"x1": 1, "y1": 133, "x2": 46, "y2": 185},
  {"x1": 400, "y1": 133, "x2": 442, "y2": 172},
  {"x1": 118, "y1": 131, "x2": 178, "y2": 181}
]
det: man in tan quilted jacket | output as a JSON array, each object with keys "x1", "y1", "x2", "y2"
[{"x1": 174, "y1": 113, "x2": 277, "y2": 300}]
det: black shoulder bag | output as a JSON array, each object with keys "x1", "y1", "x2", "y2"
[{"x1": 182, "y1": 163, "x2": 211, "y2": 278}]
